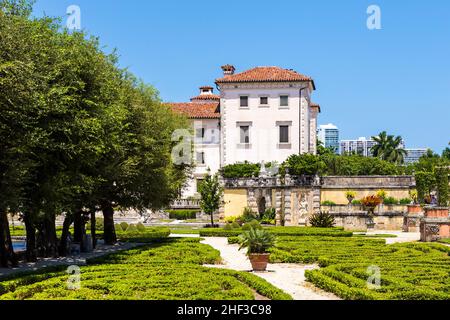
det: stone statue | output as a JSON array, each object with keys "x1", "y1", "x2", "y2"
[{"x1": 299, "y1": 194, "x2": 309, "y2": 224}]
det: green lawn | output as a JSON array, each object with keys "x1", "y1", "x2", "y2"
[
  {"x1": 438, "y1": 238, "x2": 450, "y2": 245},
  {"x1": 270, "y1": 236, "x2": 450, "y2": 300},
  {"x1": 0, "y1": 238, "x2": 291, "y2": 300}
]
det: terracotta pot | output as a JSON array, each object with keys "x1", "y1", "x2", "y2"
[
  {"x1": 249, "y1": 253, "x2": 270, "y2": 271},
  {"x1": 424, "y1": 207, "x2": 449, "y2": 218},
  {"x1": 407, "y1": 204, "x2": 423, "y2": 215}
]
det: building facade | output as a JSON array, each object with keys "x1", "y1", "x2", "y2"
[
  {"x1": 317, "y1": 123, "x2": 339, "y2": 153},
  {"x1": 340, "y1": 137, "x2": 377, "y2": 157},
  {"x1": 404, "y1": 148, "x2": 428, "y2": 164},
  {"x1": 169, "y1": 65, "x2": 321, "y2": 198}
]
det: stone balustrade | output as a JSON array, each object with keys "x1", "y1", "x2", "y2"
[{"x1": 420, "y1": 206, "x2": 450, "y2": 242}]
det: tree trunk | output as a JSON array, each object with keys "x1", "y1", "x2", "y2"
[
  {"x1": 102, "y1": 202, "x2": 116, "y2": 245},
  {"x1": 73, "y1": 210, "x2": 82, "y2": 242},
  {"x1": 23, "y1": 212, "x2": 37, "y2": 262},
  {"x1": 44, "y1": 213, "x2": 58, "y2": 258},
  {"x1": 210, "y1": 211, "x2": 215, "y2": 228},
  {"x1": 0, "y1": 210, "x2": 17, "y2": 268},
  {"x1": 59, "y1": 214, "x2": 73, "y2": 256},
  {"x1": 90, "y1": 211, "x2": 97, "y2": 249}
]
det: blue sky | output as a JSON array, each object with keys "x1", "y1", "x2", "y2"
[{"x1": 32, "y1": 0, "x2": 450, "y2": 153}]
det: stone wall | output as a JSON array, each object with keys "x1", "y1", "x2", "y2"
[
  {"x1": 330, "y1": 212, "x2": 404, "y2": 231},
  {"x1": 321, "y1": 176, "x2": 415, "y2": 205},
  {"x1": 221, "y1": 175, "x2": 415, "y2": 230}
]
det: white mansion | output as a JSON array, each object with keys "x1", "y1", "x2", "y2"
[{"x1": 170, "y1": 65, "x2": 321, "y2": 198}]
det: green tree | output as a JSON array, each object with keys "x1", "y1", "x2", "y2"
[
  {"x1": 371, "y1": 131, "x2": 407, "y2": 164},
  {"x1": 199, "y1": 172, "x2": 223, "y2": 228}
]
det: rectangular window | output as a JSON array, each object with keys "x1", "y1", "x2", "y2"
[
  {"x1": 240, "y1": 126, "x2": 250, "y2": 144},
  {"x1": 260, "y1": 97, "x2": 268, "y2": 105},
  {"x1": 196, "y1": 151, "x2": 205, "y2": 164},
  {"x1": 279, "y1": 126, "x2": 289, "y2": 143},
  {"x1": 280, "y1": 95, "x2": 289, "y2": 107},
  {"x1": 240, "y1": 96, "x2": 249, "y2": 108},
  {"x1": 196, "y1": 128, "x2": 205, "y2": 139}
]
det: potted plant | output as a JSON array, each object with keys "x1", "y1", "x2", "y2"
[
  {"x1": 238, "y1": 227, "x2": 275, "y2": 272},
  {"x1": 345, "y1": 191, "x2": 357, "y2": 205},
  {"x1": 361, "y1": 195, "x2": 383, "y2": 229}
]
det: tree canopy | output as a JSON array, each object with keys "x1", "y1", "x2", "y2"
[{"x1": 0, "y1": 0, "x2": 191, "y2": 267}]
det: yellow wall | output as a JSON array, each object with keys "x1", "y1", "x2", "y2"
[
  {"x1": 321, "y1": 189, "x2": 411, "y2": 205},
  {"x1": 223, "y1": 189, "x2": 248, "y2": 218}
]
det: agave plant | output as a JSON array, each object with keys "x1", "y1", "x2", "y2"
[
  {"x1": 238, "y1": 227, "x2": 275, "y2": 254},
  {"x1": 308, "y1": 211, "x2": 336, "y2": 228}
]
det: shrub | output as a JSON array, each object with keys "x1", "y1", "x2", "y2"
[
  {"x1": 376, "y1": 189, "x2": 387, "y2": 200},
  {"x1": 127, "y1": 224, "x2": 137, "y2": 232},
  {"x1": 136, "y1": 222, "x2": 146, "y2": 232},
  {"x1": 239, "y1": 228, "x2": 276, "y2": 254},
  {"x1": 167, "y1": 210, "x2": 198, "y2": 220},
  {"x1": 224, "y1": 216, "x2": 239, "y2": 224},
  {"x1": 223, "y1": 224, "x2": 233, "y2": 231},
  {"x1": 242, "y1": 220, "x2": 262, "y2": 231},
  {"x1": 231, "y1": 222, "x2": 241, "y2": 229},
  {"x1": 308, "y1": 211, "x2": 336, "y2": 228},
  {"x1": 86, "y1": 218, "x2": 104, "y2": 232},
  {"x1": 321, "y1": 200, "x2": 336, "y2": 206},
  {"x1": 361, "y1": 195, "x2": 382, "y2": 208},
  {"x1": 383, "y1": 197, "x2": 399, "y2": 205},
  {"x1": 435, "y1": 167, "x2": 449, "y2": 206},
  {"x1": 399, "y1": 198, "x2": 412, "y2": 205},
  {"x1": 281, "y1": 154, "x2": 326, "y2": 176},
  {"x1": 241, "y1": 207, "x2": 257, "y2": 222},
  {"x1": 221, "y1": 163, "x2": 260, "y2": 178},
  {"x1": 120, "y1": 222, "x2": 129, "y2": 232},
  {"x1": 114, "y1": 224, "x2": 123, "y2": 232},
  {"x1": 352, "y1": 200, "x2": 362, "y2": 205}
]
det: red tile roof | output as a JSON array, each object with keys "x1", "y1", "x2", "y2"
[
  {"x1": 216, "y1": 66, "x2": 312, "y2": 84},
  {"x1": 190, "y1": 94, "x2": 221, "y2": 102},
  {"x1": 310, "y1": 102, "x2": 321, "y2": 112},
  {"x1": 169, "y1": 102, "x2": 220, "y2": 119}
]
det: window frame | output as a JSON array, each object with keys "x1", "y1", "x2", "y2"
[
  {"x1": 279, "y1": 95, "x2": 289, "y2": 108},
  {"x1": 239, "y1": 95, "x2": 249, "y2": 108}
]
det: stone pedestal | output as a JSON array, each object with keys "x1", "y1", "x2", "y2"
[
  {"x1": 420, "y1": 207, "x2": 450, "y2": 242},
  {"x1": 403, "y1": 204, "x2": 424, "y2": 233}
]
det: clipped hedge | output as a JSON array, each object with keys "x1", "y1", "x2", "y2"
[
  {"x1": 272, "y1": 236, "x2": 450, "y2": 300},
  {"x1": 116, "y1": 227, "x2": 171, "y2": 243},
  {"x1": 166, "y1": 209, "x2": 198, "y2": 220},
  {"x1": 0, "y1": 238, "x2": 291, "y2": 300},
  {"x1": 200, "y1": 227, "x2": 352, "y2": 238}
]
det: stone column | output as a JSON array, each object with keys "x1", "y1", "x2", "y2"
[
  {"x1": 275, "y1": 189, "x2": 283, "y2": 226},
  {"x1": 284, "y1": 189, "x2": 292, "y2": 226},
  {"x1": 312, "y1": 187, "x2": 321, "y2": 214}
]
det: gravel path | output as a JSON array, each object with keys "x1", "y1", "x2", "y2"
[
  {"x1": 363, "y1": 231, "x2": 421, "y2": 244},
  {"x1": 201, "y1": 237, "x2": 340, "y2": 300},
  {"x1": 0, "y1": 242, "x2": 144, "y2": 279}
]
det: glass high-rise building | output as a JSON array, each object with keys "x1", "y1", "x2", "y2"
[{"x1": 317, "y1": 123, "x2": 340, "y2": 153}]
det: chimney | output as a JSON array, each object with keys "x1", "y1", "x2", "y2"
[
  {"x1": 199, "y1": 86, "x2": 214, "y2": 95},
  {"x1": 221, "y1": 64, "x2": 235, "y2": 76}
]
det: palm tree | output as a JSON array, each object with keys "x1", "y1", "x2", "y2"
[
  {"x1": 371, "y1": 132, "x2": 407, "y2": 164},
  {"x1": 385, "y1": 136, "x2": 407, "y2": 164},
  {"x1": 371, "y1": 131, "x2": 390, "y2": 158}
]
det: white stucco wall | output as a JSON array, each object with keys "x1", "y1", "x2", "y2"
[
  {"x1": 219, "y1": 82, "x2": 313, "y2": 166},
  {"x1": 181, "y1": 119, "x2": 221, "y2": 198}
]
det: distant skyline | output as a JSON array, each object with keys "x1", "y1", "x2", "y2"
[{"x1": 32, "y1": 0, "x2": 450, "y2": 153}]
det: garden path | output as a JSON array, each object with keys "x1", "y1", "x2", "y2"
[
  {"x1": 0, "y1": 242, "x2": 144, "y2": 279},
  {"x1": 201, "y1": 237, "x2": 340, "y2": 300},
  {"x1": 364, "y1": 231, "x2": 421, "y2": 244}
]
